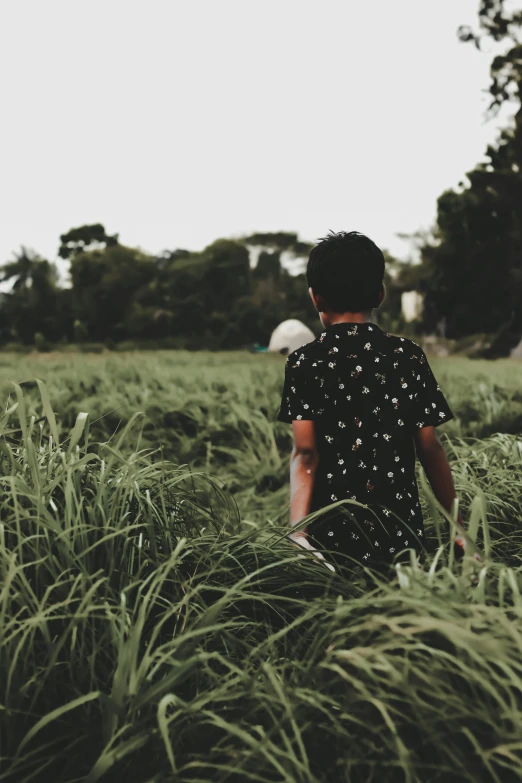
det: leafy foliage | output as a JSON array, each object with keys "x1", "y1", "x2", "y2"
[
  {"x1": 405, "y1": 0, "x2": 522, "y2": 347},
  {"x1": 58, "y1": 223, "x2": 119, "y2": 260}
]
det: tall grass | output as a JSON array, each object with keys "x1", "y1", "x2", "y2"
[
  {"x1": 1, "y1": 351, "x2": 522, "y2": 530},
  {"x1": 0, "y1": 356, "x2": 521, "y2": 782}
]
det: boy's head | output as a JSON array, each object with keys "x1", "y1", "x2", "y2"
[{"x1": 306, "y1": 230, "x2": 385, "y2": 326}]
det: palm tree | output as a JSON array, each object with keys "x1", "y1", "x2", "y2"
[{"x1": 0, "y1": 246, "x2": 43, "y2": 291}]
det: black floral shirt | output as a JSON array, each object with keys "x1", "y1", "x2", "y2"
[{"x1": 277, "y1": 321, "x2": 455, "y2": 567}]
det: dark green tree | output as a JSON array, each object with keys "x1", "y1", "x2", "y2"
[
  {"x1": 159, "y1": 239, "x2": 252, "y2": 345},
  {"x1": 0, "y1": 248, "x2": 63, "y2": 343},
  {"x1": 0, "y1": 246, "x2": 44, "y2": 291},
  {"x1": 408, "y1": 0, "x2": 522, "y2": 342},
  {"x1": 200, "y1": 239, "x2": 252, "y2": 310},
  {"x1": 238, "y1": 232, "x2": 315, "y2": 336},
  {"x1": 69, "y1": 243, "x2": 156, "y2": 341},
  {"x1": 58, "y1": 224, "x2": 119, "y2": 260}
]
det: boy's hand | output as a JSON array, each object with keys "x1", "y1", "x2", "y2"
[
  {"x1": 289, "y1": 530, "x2": 336, "y2": 572},
  {"x1": 454, "y1": 534, "x2": 482, "y2": 563}
]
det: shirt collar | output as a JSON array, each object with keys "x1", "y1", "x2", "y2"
[{"x1": 324, "y1": 321, "x2": 381, "y2": 333}]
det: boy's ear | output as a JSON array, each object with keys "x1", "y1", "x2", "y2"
[
  {"x1": 309, "y1": 287, "x2": 323, "y2": 311},
  {"x1": 378, "y1": 283, "x2": 386, "y2": 307}
]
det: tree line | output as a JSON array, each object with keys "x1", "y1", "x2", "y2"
[{"x1": 0, "y1": 227, "x2": 407, "y2": 351}]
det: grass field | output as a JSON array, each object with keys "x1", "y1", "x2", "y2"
[{"x1": 1, "y1": 350, "x2": 522, "y2": 782}]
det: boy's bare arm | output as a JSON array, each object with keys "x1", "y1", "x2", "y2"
[
  {"x1": 414, "y1": 426, "x2": 464, "y2": 528},
  {"x1": 415, "y1": 427, "x2": 481, "y2": 561}
]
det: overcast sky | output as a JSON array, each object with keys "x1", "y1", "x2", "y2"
[{"x1": 0, "y1": 0, "x2": 518, "y2": 285}]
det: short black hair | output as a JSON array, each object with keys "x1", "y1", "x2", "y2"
[{"x1": 307, "y1": 230, "x2": 385, "y2": 313}]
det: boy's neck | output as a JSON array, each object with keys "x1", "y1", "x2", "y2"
[{"x1": 324, "y1": 311, "x2": 373, "y2": 327}]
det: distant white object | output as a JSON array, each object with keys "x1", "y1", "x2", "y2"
[
  {"x1": 511, "y1": 337, "x2": 522, "y2": 358},
  {"x1": 401, "y1": 290, "x2": 423, "y2": 323},
  {"x1": 268, "y1": 319, "x2": 316, "y2": 355}
]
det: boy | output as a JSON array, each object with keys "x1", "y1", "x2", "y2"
[{"x1": 276, "y1": 230, "x2": 468, "y2": 574}]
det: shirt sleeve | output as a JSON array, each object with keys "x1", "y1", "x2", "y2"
[
  {"x1": 276, "y1": 354, "x2": 318, "y2": 423},
  {"x1": 407, "y1": 348, "x2": 455, "y2": 430}
]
